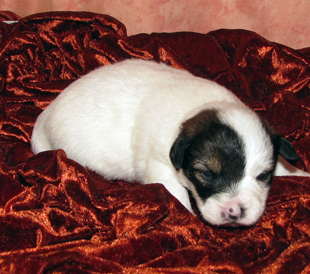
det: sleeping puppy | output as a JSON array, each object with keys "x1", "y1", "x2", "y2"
[{"x1": 31, "y1": 59, "x2": 310, "y2": 227}]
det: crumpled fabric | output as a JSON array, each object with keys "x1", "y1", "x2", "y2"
[{"x1": 0, "y1": 11, "x2": 310, "y2": 274}]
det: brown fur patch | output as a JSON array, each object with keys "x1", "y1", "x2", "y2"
[
  {"x1": 206, "y1": 156, "x2": 222, "y2": 173},
  {"x1": 181, "y1": 109, "x2": 218, "y2": 137},
  {"x1": 192, "y1": 156, "x2": 222, "y2": 174}
]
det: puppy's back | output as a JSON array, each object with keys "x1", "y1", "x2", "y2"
[{"x1": 31, "y1": 59, "x2": 242, "y2": 181}]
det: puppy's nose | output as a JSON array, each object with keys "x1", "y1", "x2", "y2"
[{"x1": 221, "y1": 202, "x2": 243, "y2": 221}]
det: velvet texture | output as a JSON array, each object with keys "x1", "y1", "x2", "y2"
[{"x1": 0, "y1": 11, "x2": 310, "y2": 273}]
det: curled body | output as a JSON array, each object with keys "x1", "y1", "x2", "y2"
[{"x1": 31, "y1": 59, "x2": 310, "y2": 226}]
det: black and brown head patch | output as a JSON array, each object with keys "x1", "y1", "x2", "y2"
[{"x1": 170, "y1": 109, "x2": 246, "y2": 200}]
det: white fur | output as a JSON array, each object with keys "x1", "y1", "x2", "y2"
[{"x1": 31, "y1": 59, "x2": 310, "y2": 226}]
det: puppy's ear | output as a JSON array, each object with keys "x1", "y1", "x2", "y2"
[
  {"x1": 262, "y1": 119, "x2": 299, "y2": 164},
  {"x1": 275, "y1": 135, "x2": 299, "y2": 164},
  {"x1": 170, "y1": 132, "x2": 191, "y2": 170}
]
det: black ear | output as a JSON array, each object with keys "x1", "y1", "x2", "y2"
[
  {"x1": 170, "y1": 132, "x2": 192, "y2": 170},
  {"x1": 276, "y1": 135, "x2": 299, "y2": 164},
  {"x1": 261, "y1": 119, "x2": 299, "y2": 165}
]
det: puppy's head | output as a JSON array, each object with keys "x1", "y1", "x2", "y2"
[{"x1": 170, "y1": 105, "x2": 298, "y2": 227}]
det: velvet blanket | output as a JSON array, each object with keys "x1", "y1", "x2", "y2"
[{"x1": 1, "y1": 11, "x2": 310, "y2": 274}]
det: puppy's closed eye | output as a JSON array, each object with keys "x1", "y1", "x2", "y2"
[
  {"x1": 256, "y1": 171, "x2": 273, "y2": 183},
  {"x1": 192, "y1": 158, "x2": 219, "y2": 182},
  {"x1": 200, "y1": 170, "x2": 214, "y2": 181},
  {"x1": 193, "y1": 168, "x2": 215, "y2": 182}
]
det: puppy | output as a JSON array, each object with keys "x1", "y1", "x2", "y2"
[{"x1": 31, "y1": 59, "x2": 309, "y2": 227}]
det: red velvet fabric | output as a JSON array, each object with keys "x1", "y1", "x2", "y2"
[{"x1": 1, "y1": 11, "x2": 310, "y2": 273}]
